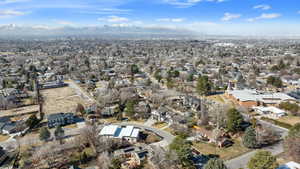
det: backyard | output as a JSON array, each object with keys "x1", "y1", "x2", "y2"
[{"x1": 193, "y1": 138, "x2": 251, "y2": 161}]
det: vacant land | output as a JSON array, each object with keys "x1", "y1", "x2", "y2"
[
  {"x1": 42, "y1": 87, "x2": 91, "y2": 115},
  {"x1": 193, "y1": 138, "x2": 251, "y2": 161}
]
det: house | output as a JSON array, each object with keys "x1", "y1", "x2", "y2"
[
  {"x1": 99, "y1": 125, "x2": 140, "y2": 142},
  {"x1": 253, "y1": 106, "x2": 286, "y2": 119},
  {"x1": 194, "y1": 126, "x2": 232, "y2": 148},
  {"x1": 0, "y1": 146, "x2": 8, "y2": 165},
  {"x1": 101, "y1": 105, "x2": 118, "y2": 117},
  {"x1": 226, "y1": 89, "x2": 296, "y2": 108},
  {"x1": 114, "y1": 146, "x2": 148, "y2": 169},
  {"x1": 277, "y1": 161, "x2": 300, "y2": 169},
  {"x1": 181, "y1": 95, "x2": 201, "y2": 111},
  {"x1": 288, "y1": 90, "x2": 300, "y2": 101},
  {"x1": 281, "y1": 76, "x2": 300, "y2": 86},
  {"x1": 47, "y1": 113, "x2": 75, "y2": 128},
  {"x1": 0, "y1": 117, "x2": 26, "y2": 134},
  {"x1": 151, "y1": 106, "x2": 173, "y2": 123},
  {"x1": 40, "y1": 77, "x2": 68, "y2": 90}
]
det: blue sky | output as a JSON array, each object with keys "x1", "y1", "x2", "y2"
[{"x1": 0, "y1": 0, "x2": 299, "y2": 35}]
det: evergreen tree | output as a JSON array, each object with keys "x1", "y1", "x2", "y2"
[
  {"x1": 196, "y1": 76, "x2": 212, "y2": 96},
  {"x1": 125, "y1": 100, "x2": 136, "y2": 117},
  {"x1": 54, "y1": 125, "x2": 65, "y2": 144},
  {"x1": 204, "y1": 158, "x2": 228, "y2": 169},
  {"x1": 26, "y1": 114, "x2": 40, "y2": 129},
  {"x1": 247, "y1": 151, "x2": 278, "y2": 169},
  {"x1": 287, "y1": 123, "x2": 300, "y2": 138},
  {"x1": 243, "y1": 127, "x2": 258, "y2": 148},
  {"x1": 39, "y1": 127, "x2": 51, "y2": 141},
  {"x1": 226, "y1": 108, "x2": 243, "y2": 133}
]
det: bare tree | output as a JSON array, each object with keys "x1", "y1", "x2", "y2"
[
  {"x1": 149, "y1": 146, "x2": 180, "y2": 169},
  {"x1": 97, "y1": 151, "x2": 112, "y2": 169},
  {"x1": 79, "y1": 125, "x2": 99, "y2": 154}
]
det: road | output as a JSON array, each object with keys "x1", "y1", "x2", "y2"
[{"x1": 226, "y1": 117, "x2": 289, "y2": 169}]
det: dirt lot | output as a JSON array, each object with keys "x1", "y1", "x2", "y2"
[{"x1": 41, "y1": 87, "x2": 91, "y2": 115}]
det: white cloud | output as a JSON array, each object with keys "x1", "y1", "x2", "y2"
[
  {"x1": 79, "y1": 8, "x2": 132, "y2": 15},
  {"x1": 163, "y1": 0, "x2": 225, "y2": 8},
  {"x1": 53, "y1": 20, "x2": 75, "y2": 26},
  {"x1": 221, "y1": 13, "x2": 241, "y2": 21},
  {"x1": 253, "y1": 4, "x2": 271, "y2": 10},
  {"x1": 98, "y1": 15, "x2": 129, "y2": 22},
  {"x1": 157, "y1": 18, "x2": 185, "y2": 22},
  {"x1": 0, "y1": 0, "x2": 30, "y2": 4},
  {"x1": 0, "y1": 9, "x2": 27, "y2": 18},
  {"x1": 247, "y1": 13, "x2": 281, "y2": 22}
]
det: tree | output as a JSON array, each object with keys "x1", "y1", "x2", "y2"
[
  {"x1": 125, "y1": 100, "x2": 136, "y2": 118},
  {"x1": 196, "y1": 76, "x2": 212, "y2": 96},
  {"x1": 256, "y1": 127, "x2": 280, "y2": 146},
  {"x1": 284, "y1": 123, "x2": 300, "y2": 162},
  {"x1": 267, "y1": 76, "x2": 282, "y2": 88},
  {"x1": 187, "y1": 73, "x2": 194, "y2": 82},
  {"x1": 130, "y1": 64, "x2": 139, "y2": 75},
  {"x1": 284, "y1": 137, "x2": 300, "y2": 162},
  {"x1": 110, "y1": 158, "x2": 122, "y2": 169},
  {"x1": 97, "y1": 151, "x2": 111, "y2": 169},
  {"x1": 288, "y1": 123, "x2": 300, "y2": 138},
  {"x1": 39, "y1": 127, "x2": 51, "y2": 141},
  {"x1": 243, "y1": 127, "x2": 258, "y2": 148},
  {"x1": 247, "y1": 150, "x2": 278, "y2": 169},
  {"x1": 154, "y1": 70, "x2": 162, "y2": 82},
  {"x1": 54, "y1": 125, "x2": 65, "y2": 144},
  {"x1": 204, "y1": 158, "x2": 228, "y2": 169},
  {"x1": 169, "y1": 136, "x2": 194, "y2": 168},
  {"x1": 76, "y1": 103, "x2": 85, "y2": 116},
  {"x1": 166, "y1": 78, "x2": 174, "y2": 89},
  {"x1": 226, "y1": 108, "x2": 243, "y2": 133},
  {"x1": 80, "y1": 125, "x2": 100, "y2": 154},
  {"x1": 278, "y1": 59, "x2": 286, "y2": 70},
  {"x1": 26, "y1": 114, "x2": 40, "y2": 129},
  {"x1": 279, "y1": 102, "x2": 299, "y2": 115}
]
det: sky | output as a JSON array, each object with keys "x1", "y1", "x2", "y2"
[{"x1": 0, "y1": 0, "x2": 299, "y2": 36}]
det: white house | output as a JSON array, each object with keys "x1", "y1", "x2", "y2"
[
  {"x1": 99, "y1": 125, "x2": 140, "y2": 142},
  {"x1": 277, "y1": 161, "x2": 300, "y2": 169},
  {"x1": 253, "y1": 106, "x2": 286, "y2": 119}
]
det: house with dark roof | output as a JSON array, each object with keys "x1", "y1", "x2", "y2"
[
  {"x1": 181, "y1": 95, "x2": 201, "y2": 111},
  {"x1": 47, "y1": 113, "x2": 75, "y2": 128},
  {"x1": 0, "y1": 146, "x2": 8, "y2": 165}
]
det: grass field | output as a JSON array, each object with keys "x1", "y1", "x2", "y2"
[
  {"x1": 193, "y1": 138, "x2": 251, "y2": 161},
  {"x1": 42, "y1": 86, "x2": 91, "y2": 115},
  {"x1": 206, "y1": 95, "x2": 225, "y2": 103},
  {"x1": 278, "y1": 115, "x2": 300, "y2": 126}
]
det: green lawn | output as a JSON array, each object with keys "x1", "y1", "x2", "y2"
[{"x1": 193, "y1": 138, "x2": 251, "y2": 160}]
